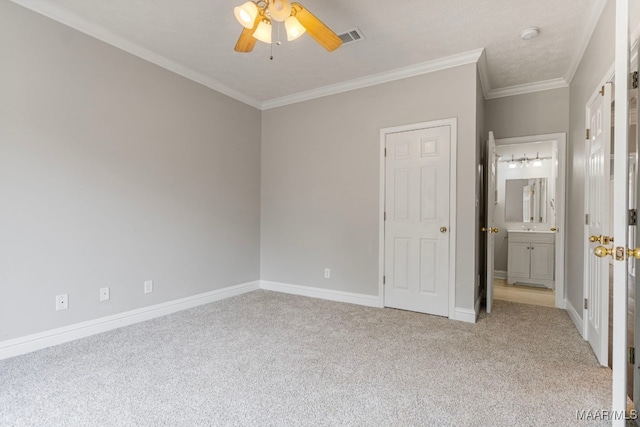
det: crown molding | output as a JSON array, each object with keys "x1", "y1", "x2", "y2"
[
  {"x1": 11, "y1": 0, "x2": 588, "y2": 108},
  {"x1": 563, "y1": 0, "x2": 608, "y2": 85},
  {"x1": 485, "y1": 78, "x2": 569, "y2": 100},
  {"x1": 10, "y1": 0, "x2": 262, "y2": 109},
  {"x1": 261, "y1": 48, "x2": 485, "y2": 110}
]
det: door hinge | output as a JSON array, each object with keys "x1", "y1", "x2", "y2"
[
  {"x1": 586, "y1": 129, "x2": 590, "y2": 140},
  {"x1": 633, "y1": 71, "x2": 638, "y2": 89},
  {"x1": 630, "y1": 209, "x2": 638, "y2": 226},
  {"x1": 384, "y1": 148, "x2": 387, "y2": 157},
  {"x1": 383, "y1": 275, "x2": 386, "y2": 285},
  {"x1": 599, "y1": 85, "x2": 605, "y2": 96},
  {"x1": 630, "y1": 347, "x2": 636, "y2": 365},
  {"x1": 384, "y1": 212, "x2": 387, "y2": 221},
  {"x1": 584, "y1": 298, "x2": 588, "y2": 310},
  {"x1": 585, "y1": 213, "x2": 590, "y2": 225}
]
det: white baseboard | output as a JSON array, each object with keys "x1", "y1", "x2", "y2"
[
  {"x1": 260, "y1": 281, "x2": 381, "y2": 308},
  {"x1": 0, "y1": 281, "x2": 260, "y2": 360},
  {"x1": 451, "y1": 307, "x2": 477, "y2": 323},
  {"x1": 494, "y1": 270, "x2": 507, "y2": 280},
  {"x1": 565, "y1": 299, "x2": 585, "y2": 339}
]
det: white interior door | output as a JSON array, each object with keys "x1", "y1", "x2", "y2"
[
  {"x1": 485, "y1": 131, "x2": 497, "y2": 313},
  {"x1": 611, "y1": 1, "x2": 630, "y2": 421},
  {"x1": 585, "y1": 82, "x2": 612, "y2": 367},
  {"x1": 384, "y1": 125, "x2": 450, "y2": 316},
  {"x1": 632, "y1": 87, "x2": 640, "y2": 415}
]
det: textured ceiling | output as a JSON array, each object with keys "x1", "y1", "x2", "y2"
[{"x1": 13, "y1": 0, "x2": 607, "y2": 107}]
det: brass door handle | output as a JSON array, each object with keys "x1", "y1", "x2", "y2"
[
  {"x1": 590, "y1": 235, "x2": 613, "y2": 245},
  {"x1": 440, "y1": 226, "x2": 447, "y2": 233},
  {"x1": 627, "y1": 248, "x2": 640, "y2": 259},
  {"x1": 550, "y1": 227, "x2": 557, "y2": 232},
  {"x1": 593, "y1": 245, "x2": 614, "y2": 258},
  {"x1": 481, "y1": 227, "x2": 499, "y2": 233}
]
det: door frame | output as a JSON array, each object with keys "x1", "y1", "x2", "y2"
[
  {"x1": 494, "y1": 133, "x2": 567, "y2": 309},
  {"x1": 378, "y1": 118, "x2": 458, "y2": 319}
]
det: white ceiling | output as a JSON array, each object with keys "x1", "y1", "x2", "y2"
[{"x1": 13, "y1": 0, "x2": 608, "y2": 109}]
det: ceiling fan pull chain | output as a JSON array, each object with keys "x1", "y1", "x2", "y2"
[{"x1": 276, "y1": 22, "x2": 282, "y2": 46}]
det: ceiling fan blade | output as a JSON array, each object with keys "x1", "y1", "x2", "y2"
[
  {"x1": 235, "y1": 27, "x2": 257, "y2": 52},
  {"x1": 234, "y1": 15, "x2": 261, "y2": 52},
  {"x1": 292, "y1": 3, "x2": 342, "y2": 52}
]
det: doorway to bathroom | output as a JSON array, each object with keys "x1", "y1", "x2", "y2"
[{"x1": 485, "y1": 133, "x2": 566, "y2": 311}]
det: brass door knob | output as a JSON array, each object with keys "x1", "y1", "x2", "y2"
[
  {"x1": 481, "y1": 227, "x2": 499, "y2": 233},
  {"x1": 590, "y1": 235, "x2": 614, "y2": 245},
  {"x1": 593, "y1": 245, "x2": 614, "y2": 258},
  {"x1": 628, "y1": 248, "x2": 640, "y2": 259},
  {"x1": 491, "y1": 227, "x2": 499, "y2": 233},
  {"x1": 481, "y1": 227, "x2": 488, "y2": 232},
  {"x1": 550, "y1": 227, "x2": 557, "y2": 232},
  {"x1": 440, "y1": 226, "x2": 447, "y2": 233}
]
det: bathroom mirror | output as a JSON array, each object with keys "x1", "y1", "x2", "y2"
[{"x1": 505, "y1": 177, "x2": 548, "y2": 223}]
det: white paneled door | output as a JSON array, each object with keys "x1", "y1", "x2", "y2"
[
  {"x1": 584, "y1": 82, "x2": 612, "y2": 367},
  {"x1": 485, "y1": 131, "x2": 497, "y2": 313},
  {"x1": 384, "y1": 125, "x2": 450, "y2": 316}
]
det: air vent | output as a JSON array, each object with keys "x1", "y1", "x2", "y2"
[{"x1": 338, "y1": 28, "x2": 365, "y2": 45}]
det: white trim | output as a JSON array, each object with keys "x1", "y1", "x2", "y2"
[
  {"x1": 9, "y1": 0, "x2": 262, "y2": 109},
  {"x1": 566, "y1": 299, "x2": 585, "y2": 339},
  {"x1": 262, "y1": 50, "x2": 484, "y2": 109},
  {"x1": 0, "y1": 281, "x2": 260, "y2": 360},
  {"x1": 495, "y1": 133, "x2": 567, "y2": 310},
  {"x1": 485, "y1": 79, "x2": 568, "y2": 100},
  {"x1": 452, "y1": 307, "x2": 477, "y2": 323},
  {"x1": 259, "y1": 281, "x2": 380, "y2": 307},
  {"x1": 494, "y1": 270, "x2": 507, "y2": 280},
  {"x1": 564, "y1": 0, "x2": 609, "y2": 85},
  {"x1": 476, "y1": 48, "x2": 491, "y2": 99},
  {"x1": 379, "y1": 118, "x2": 458, "y2": 320}
]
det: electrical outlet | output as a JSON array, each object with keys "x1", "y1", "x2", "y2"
[
  {"x1": 55, "y1": 294, "x2": 68, "y2": 311},
  {"x1": 100, "y1": 287, "x2": 110, "y2": 301},
  {"x1": 324, "y1": 268, "x2": 331, "y2": 279},
  {"x1": 144, "y1": 280, "x2": 153, "y2": 294}
]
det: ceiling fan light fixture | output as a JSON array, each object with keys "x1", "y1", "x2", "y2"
[
  {"x1": 234, "y1": 2, "x2": 259, "y2": 29},
  {"x1": 269, "y1": 0, "x2": 292, "y2": 22},
  {"x1": 233, "y1": 0, "x2": 342, "y2": 53},
  {"x1": 285, "y1": 15, "x2": 306, "y2": 41},
  {"x1": 253, "y1": 18, "x2": 273, "y2": 44}
]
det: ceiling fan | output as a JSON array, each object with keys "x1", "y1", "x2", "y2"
[{"x1": 233, "y1": 0, "x2": 342, "y2": 53}]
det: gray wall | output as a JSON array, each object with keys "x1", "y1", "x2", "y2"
[
  {"x1": 261, "y1": 64, "x2": 480, "y2": 312},
  {"x1": 0, "y1": 2, "x2": 262, "y2": 341},
  {"x1": 567, "y1": 0, "x2": 616, "y2": 319},
  {"x1": 485, "y1": 87, "x2": 570, "y2": 140}
]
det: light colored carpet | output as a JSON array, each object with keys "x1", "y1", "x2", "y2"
[{"x1": 0, "y1": 290, "x2": 615, "y2": 426}]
